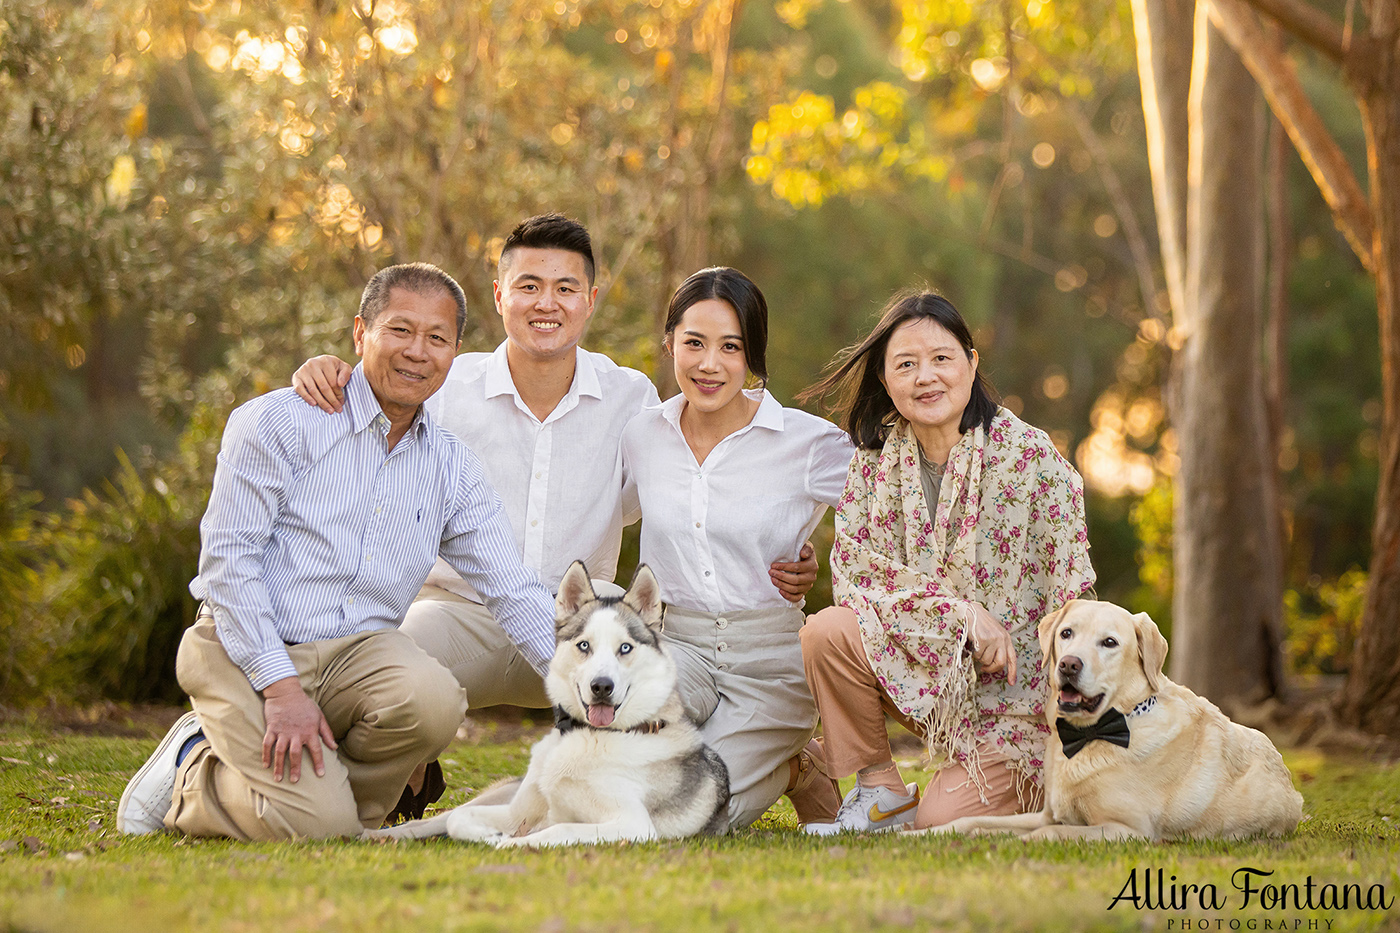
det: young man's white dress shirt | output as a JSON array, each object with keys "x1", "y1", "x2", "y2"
[{"x1": 404, "y1": 342, "x2": 660, "y2": 707}]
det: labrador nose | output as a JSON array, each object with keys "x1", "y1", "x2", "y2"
[
  {"x1": 1058, "y1": 656, "x2": 1082, "y2": 680},
  {"x1": 589, "y1": 677, "x2": 614, "y2": 702}
]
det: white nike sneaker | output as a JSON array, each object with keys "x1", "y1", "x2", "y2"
[
  {"x1": 804, "y1": 781, "x2": 920, "y2": 836},
  {"x1": 117, "y1": 711, "x2": 203, "y2": 835}
]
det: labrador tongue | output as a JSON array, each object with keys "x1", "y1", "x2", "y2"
[
  {"x1": 587, "y1": 704, "x2": 616, "y2": 727},
  {"x1": 1058, "y1": 688, "x2": 1083, "y2": 707}
]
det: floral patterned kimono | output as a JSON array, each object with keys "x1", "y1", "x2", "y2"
[{"x1": 831, "y1": 409, "x2": 1095, "y2": 797}]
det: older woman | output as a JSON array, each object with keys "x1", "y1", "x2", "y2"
[{"x1": 799, "y1": 291, "x2": 1095, "y2": 835}]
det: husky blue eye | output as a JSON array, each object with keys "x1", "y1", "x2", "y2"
[
  {"x1": 619, "y1": 643, "x2": 632, "y2": 655},
  {"x1": 577, "y1": 640, "x2": 590, "y2": 653}
]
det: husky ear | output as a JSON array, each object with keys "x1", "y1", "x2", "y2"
[
  {"x1": 555, "y1": 561, "x2": 597, "y2": 626},
  {"x1": 622, "y1": 564, "x2": 664, "y2": 632},
  {"x1": 1133, "y1": 610, "x2": 1168, "y2": 693},
  {"x1": 1038, "y1": 600, "x2": 1077, "y2": 671}
]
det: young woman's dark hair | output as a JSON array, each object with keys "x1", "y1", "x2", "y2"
[
  {"x1": 799, "y1": 290, "x2": 998, "y2": 450},
  {"x1": 663, "y1": 267, "x2": 769, "y2": 385}
]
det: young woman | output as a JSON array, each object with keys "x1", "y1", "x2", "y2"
[
  {"x1": 621, "y1": 267, "x2": 855, "y2": 830},
  {"x1": 798, "y1": 290, "x2": 1096, "y2": 834}
]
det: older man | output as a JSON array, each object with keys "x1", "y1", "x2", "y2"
[{"x1": 117, "y1": 263, "x2": 558, "y2": 841}]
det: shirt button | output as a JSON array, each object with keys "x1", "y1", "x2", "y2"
[
  {"x1": 347, "y1": 597, "x2": 355, "y2": 605},
  {"x1": 704, "y1": 571, "x2": 711, "y2": 577},
  {"x1": 365, "y1": 555, "x2": 373, "y2": 562},
  {"x1": 717, "y1": 641, "x2": 728, "y2": 652},
  {"x1": 531, "y1": 519, "x2": 539, "y2": 527},
  {"x1": 716, "y1": 618, "x2": 728, "y2": 629},
  {"x1": 694, "y1": 522, "x2": 701, "y2": 528},
  {"x1": 717, "y1": 663, "x2": 730, "y2": 671},
  {"x1": 535, "y1": 472, "x2": 542, "y2": 479}
]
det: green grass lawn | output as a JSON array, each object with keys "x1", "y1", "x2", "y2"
[{"x1": 1, "y1": 707, "x2": 1397, "y2": 933}]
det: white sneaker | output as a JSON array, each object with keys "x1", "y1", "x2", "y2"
[
  {"x1": 804, "y1": 781, "x2": 920, "y2": 836},
  {"x1": 117, "y1": 711, "x2": 203, "y2": 835}
]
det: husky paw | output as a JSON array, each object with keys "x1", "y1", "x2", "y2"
[
  {"x1": 444, "y1": 813, "x2": 505, "y2": 843},
  {"x1": 491, "y1": 834, "x2": 540, "y2": 850}
]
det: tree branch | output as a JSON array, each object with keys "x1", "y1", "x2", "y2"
[
  {"x1": 1208, "y1": 0, "x2": 1376, "y2": 271},
  {"x1": 1065, "y1": 103, "x2": 1165, "y2": 320},
  {"x1": 1232, "y1": 0, "x2": 1348, "y2": 61}
]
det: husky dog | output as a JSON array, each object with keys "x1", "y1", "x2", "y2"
[{"x1": 367, "y1": 561, "x2": 730, "y2": 847}]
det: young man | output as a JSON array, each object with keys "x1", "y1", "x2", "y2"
[
  {"x1": 117, "y1": 263, "x2": 559, "y2": 841},
  {"x1": 294, "y1": 215, "x2": 817, "y2": 717}
]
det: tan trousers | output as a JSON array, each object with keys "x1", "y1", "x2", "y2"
[
  {"x1": 801, "y1": 605, "x2": 1041, "y2": 828},
  {"x1": 665, "y1": 605, "x2": 817, "y2": 831},
  {"x1": 400, "y1": 580, "x2": 623, "y2": 709},
  {"x1": 167, "y1": 613, "x2": 467, "y2": 841}
]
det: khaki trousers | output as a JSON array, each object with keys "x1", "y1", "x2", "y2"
[
  {"x1": 167, "y1": 612, "x2": 467, "y2": 841},
  {"x1": 801, "y1": 605, "x2": 1041, "y2": 828},
  {"x1": 400, "y1": 580, "x2": 623, "y2": 709}
]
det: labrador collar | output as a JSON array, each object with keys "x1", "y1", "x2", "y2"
[
  {"x1": 553, "y1": 705, "x2": 667, "y2": 736},
  {"x1": 1056, "y1": 695, "x2": 1157, "y2": 759}
]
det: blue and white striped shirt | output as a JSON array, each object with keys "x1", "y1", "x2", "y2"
[{"x1": 190, "y1": 366, "x2": 557, "y2": 691}]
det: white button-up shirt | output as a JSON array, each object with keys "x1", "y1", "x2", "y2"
[
  {"x1": 422, "y1": 342, "x2": 660, "y2": 598},
  {"x1": 621, "y1": 389, "x2": 855, "y2": 613},
  {"x1": 190, "y1": 367, "x2": 557, "y2": 690}
]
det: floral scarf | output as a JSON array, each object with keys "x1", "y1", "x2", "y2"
[{"x1": 831, "y1": 409, "x2": 1095, "y2": 795}]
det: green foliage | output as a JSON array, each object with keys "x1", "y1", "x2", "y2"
[
  {"x1": 1127, "y1": 477, "x2": 1173, "y2": 637},
  {"x1": 0, "y1": 464, "x2": 43, "y2": 701},
  {"x1": 1284, "y1": 567, "x2": 1367, "y2": 676},
  {"x1": 34, "y1": 406, "x2": 223, "y2": 704}
]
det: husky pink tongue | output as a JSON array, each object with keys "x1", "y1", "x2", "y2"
[{"x1": 587, "y1": 704, "x2": 616, "y2": 727}]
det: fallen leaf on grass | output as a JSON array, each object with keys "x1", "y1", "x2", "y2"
[
  {"x1": 50, "y1": 797, "x2": 69, "y2": 805},
  {"x1": 86, "y1": 819, "x2": 102, "y2": 833},
  {"x1": 1, "y1": 757, "x2": 27, "y2": 765},
  {"x1": 64, "y1": 852, "x2": 85, "y2": 862},
  {"x1": 1, "y1": 840, "x2": 17, "y2": 853},
  {"x1": 24, "y1": 836, "x2": 44, "y2": 854}
]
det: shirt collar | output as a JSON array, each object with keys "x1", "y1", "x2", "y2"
[
  {"x1": 483, "y1": 342, "x2": 603, "y2": 403},
  {"x1": 659, "y1": 388, "x2": 782, "y2": 433},
  {"x1": 345, "y1": 364, "x2": 431, "y2": 443}
]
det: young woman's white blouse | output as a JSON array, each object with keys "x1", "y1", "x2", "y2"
[{"x1": 620, "y1": 389, "x2": 855, "y2": 613}]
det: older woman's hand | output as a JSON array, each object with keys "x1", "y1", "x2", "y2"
[{"x1": 968, "y1": 603, "x2": 1017, "y2": 686}]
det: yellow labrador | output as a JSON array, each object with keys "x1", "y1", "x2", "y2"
[{"x1": 911, "y1": 599, "x2": 1303, "y2": 841}]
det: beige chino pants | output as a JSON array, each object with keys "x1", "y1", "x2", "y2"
[{"x1": 166, "y1": 611, "x2": 467, "y2": 841}]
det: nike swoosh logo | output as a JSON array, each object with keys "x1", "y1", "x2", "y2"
[{"x1": 868, "y1": 797, "x2": 919, "y2": 823}]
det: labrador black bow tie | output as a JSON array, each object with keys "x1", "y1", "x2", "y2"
[{"x1": 1056, "y1": 707, "x2": 1131, "y2": 758}]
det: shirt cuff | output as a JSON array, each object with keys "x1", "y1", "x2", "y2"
[{"x1": 243, "y1": 647, "x2": 299, "y2": 692}]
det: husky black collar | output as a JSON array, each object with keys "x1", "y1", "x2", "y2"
[
  {"x1": 552, "y1": 705, "x2": 668, "y2": 736},
  {"x1": 1056, "y1": 696, "x2": 1158, "y2": 759}
]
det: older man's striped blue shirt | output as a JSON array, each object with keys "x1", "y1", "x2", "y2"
[{"x1": 190, "y1": 366, "x2": 557, "y2": 690}]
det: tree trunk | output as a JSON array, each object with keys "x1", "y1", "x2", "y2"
[
  {"x1": 1339, "y1": 59, "x2": 1400, "y2": 734},
  {"x1": 1130, "y1": 0, "x2": 1195, "y2": 316},
  {"x1": 1169, "y1": 7, "x2": 1286, "y2": 703}
]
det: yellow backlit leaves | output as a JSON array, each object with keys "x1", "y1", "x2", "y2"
[
  {"x1": 314, "y1": 183, "x2": 380, "y2": 251},
  {"x1": 124, "y1": 103, "x2": 147, "y2": 140},
  {"x1": 747, "y1": 83, "x2": 947, "y2": 207},
  {"x1": 106, "y1": 155, "x2": 137, "y2": 208}
]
